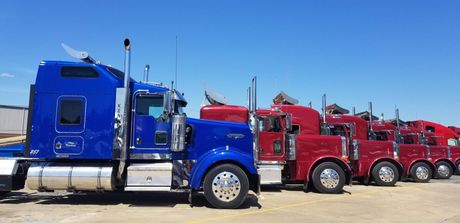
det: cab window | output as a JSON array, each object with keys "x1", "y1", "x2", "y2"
[
  {"x1": 330, "y1": 125, "x2": 346, "y2": 137},
  {"x1": 259, "y1": 116, "x2": 281, "y2": 132},
  {"x1": 375, "y1": 132, "x2": 388, "y2": 141},
  {"x1": 136, "y1": 95, "x2": 164, "y2": 119}
]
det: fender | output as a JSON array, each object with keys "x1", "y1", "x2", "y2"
[
  {"x1": 367, "y1": 158, "x2": 404, "y2": 179},
  {"x1": 434, "y1": 158, "x2": 456, "y2": 169},
  {"x1": 406, "y1": 159, "x2": 436, "y2": 176},
  {"x1": 189, "y1": 146, "x2": 257, "y2": 190},
  {"x1": 305, "y1": 156, "x2": 353, "y2": 183}
]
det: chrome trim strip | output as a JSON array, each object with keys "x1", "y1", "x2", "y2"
[
  {"x1": 341, "y1": 136, "x2": 347, "y2": 158},
  {"x1": 129, "y1": 153, "x2": 172, "y2": 160}
]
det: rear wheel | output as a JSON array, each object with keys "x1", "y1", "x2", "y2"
[
  {"x1": 410, "y1": 162, "x2": 432, "y2": 183},
  {"x1": 372, "y1": 161, "x2": 399, "y2": 186},
  {"x1": 435, "y1": 161, "x2": 453, "y2": 179},
  {"x1": 455, "y1": 160, "x2": 460, "y2": 175},
  {"x1": 311, "y1": 162, "x2": 345, "y2": 194},
  {"x1": 203, "y1": 164, "x2": 249, "y2": 209},
  {"x1": 456, "y1": 161, "x2": 460, "y2": 175}
]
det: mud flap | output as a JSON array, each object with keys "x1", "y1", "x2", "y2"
[{"x1": 253, "y1": 174, "x2": 261, "y2": 195}]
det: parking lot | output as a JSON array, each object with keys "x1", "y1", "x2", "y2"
[{"x1": 0, "y1": 176, "x2": 459, "y2": 223}]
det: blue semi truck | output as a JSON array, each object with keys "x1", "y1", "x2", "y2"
[{"x1": 0, "y1": 39, "x2": 260, "y2": 208}]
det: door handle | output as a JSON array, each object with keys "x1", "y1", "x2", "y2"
[{"x1": 136, "y1": 137, "x2": 142, "y2": 145}]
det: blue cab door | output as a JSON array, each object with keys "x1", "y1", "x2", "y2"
[{"x1": 131, "y1": 93, "x2": 171, "y2": 157}]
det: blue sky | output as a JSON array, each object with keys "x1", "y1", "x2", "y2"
[{"x1": 0, "y1": 1, "x2": 459, "y2": 126}]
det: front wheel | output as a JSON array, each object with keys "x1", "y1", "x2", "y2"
[
  {"x1": 410, "y1": 162, "x2": 432, "y2": 183},
  {"x1": 203, "y1": 164, "x2": 249, "y2": 209},
  {"x1": 311, "y1": 162, "x2": 345, "y2": 194},
  {"x1": 435, "y1": 161, "x2": 453, "y2": 179},
  {"x1": 372, "y1": 161, "x2": 399, "y2": 186}
]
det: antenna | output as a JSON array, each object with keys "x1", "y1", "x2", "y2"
[{"x1": 175, "y1": 35, "x2": 178, "y2": 90}]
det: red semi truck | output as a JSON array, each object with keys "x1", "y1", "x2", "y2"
[
  {"x1": 201, "y1": 99, "x2": 353, "y2": 193},
  {"x1": 448, "y1": 126, "x2": 460, "y2": 135},
  {"x1": 410, "y1": 121, "x2": 460, "y2": 175},
  {"x1": 322, "y1": 103, "x2": 403, "y2": 186},
  {"x1": 406, "y1": 120, "x2": 456, "y2": 179},
  {"x1": 370, "y1": 117, "x2": 435, "y2": 182}
]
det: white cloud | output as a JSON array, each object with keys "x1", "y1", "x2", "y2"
[{"x1": 0, "y1": 73, "x2": 15, "y2": 78}]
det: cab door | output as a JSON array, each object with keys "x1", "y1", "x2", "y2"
[
  {"x1": 258, "y1": 115, "x2": 285, "y2": 162},
  {"x1": 131, "y1": 93, "x2": 171, "y2": 157}
]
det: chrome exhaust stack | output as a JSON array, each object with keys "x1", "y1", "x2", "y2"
[
  {"x1": 352, "y1": 106, "x2": 356, "y2": 116},
  {"x1": 368, "y1": 102, "x2": 377, "y2": 140},
  {"x1": 143, "y1": 64, "x2": 150, "y2": 82},
  {"x1": 123, "y1": 39, "x2": 131, "y2": 89},
  {"x1": 113, "y1": 39, "x2": 132, "y2": 181},
  {"x1": 395, "y1": 108, "x2": 401, "y2": 143},
  {"x1": 320, "y1": 94, "x2": 330, "y2": 135},
  {"x1": 368, "y1": 102, "x2": 374, "y2": 131},
  {"x1": 322, "y1": 94, "x2": 327, "y2": 124},
  {"x1": 249, "y1": 76, "x2": 259, "y2": 162}
]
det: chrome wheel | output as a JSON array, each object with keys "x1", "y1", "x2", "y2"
[
  {"x1": 378, "y1": 166, "x2": 395, "y2": 183},
  {"x1": 437, "y1": 165, "x2": 450, "y2": 178},
  {"x1": 457, "y1": 163, "x2": 460, "y2": 173},
  {"x1": 320, "y1": 168, "x2": 340, "y2": 189},
  {"x1": 415, "y1": 166, "x2": 429, "y2": 180},
  {"x1": 211, "y1": 171, "x2": 241, "y2": 202}
]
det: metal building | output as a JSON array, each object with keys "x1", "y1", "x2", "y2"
[{"x1": 0, "y1": 105, "x2": 28, "y2": 138}]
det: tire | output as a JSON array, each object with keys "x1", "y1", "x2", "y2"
[
  {"x1": 311, "y1": 162, "x2": 345, "y2": 194},
  {"x1": 410, "y1": 162, "x2": 432, "y2": 183},
  {"x1": 203, "y1": 164, "x2": 249, "y2": 209},
  {"x1": 456, "y1": 161, "x2": 460, "y2": 175},
  {"x1": 435, "y1": 161, "x2": 453, "y2": 179},
  {"x1": 372, "y1": 161, "x2": 399, "y2": 186}
]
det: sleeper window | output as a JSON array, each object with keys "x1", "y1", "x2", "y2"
[
  {"x1": 60, "y1": 99, "x2": 84, "y2": 125},
  {"x1": 61, "y1": 66, "x2": 99, "y2": 78}
]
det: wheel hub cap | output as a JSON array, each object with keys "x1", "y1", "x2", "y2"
[
  {"x1": 415, "y1": 166, "x2": 429, "y2": 180},
  {"x1": 437, "y1": 165, "x2": 450, "y2": 177},
  {"x1": 320, "y1": 168, "x2": 340, "y2": 189},
  {"x1": 212, "y1": 171, "x2": 241, "y2": 202},
  {"x1": 379, "y1": 166, "x2": 395, "y2": 182}
]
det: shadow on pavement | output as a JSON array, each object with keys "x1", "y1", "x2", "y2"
[{"x1": 0, "y1": 191, "x2": 261, "y2": 209}]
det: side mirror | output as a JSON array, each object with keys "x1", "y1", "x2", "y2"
[
  {"x1": 285, "y1": 114, "x2": 292, "y2": 132},
  {"x1": 163, "y1": 91, "x2": 172, "y2": 114}
]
